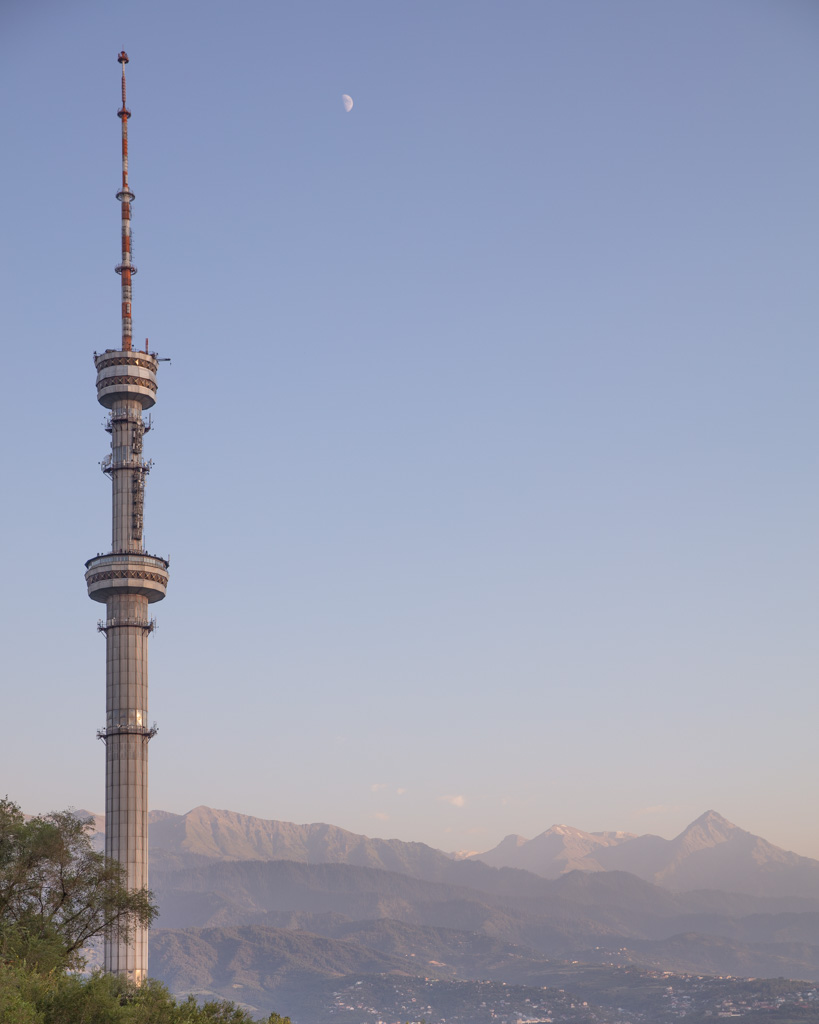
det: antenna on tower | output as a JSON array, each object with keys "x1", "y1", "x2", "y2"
[
  {"x1": 87, "y1": 50, "x2": 169, "y2": 986},
  {"x1": 115, "y1": 51, "x2": 136, "y2": 352}
]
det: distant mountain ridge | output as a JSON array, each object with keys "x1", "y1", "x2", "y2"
[
  {"x1": 146, "y1": 805, "x2": 460, "y2": 879},
  {"x1": 146, "y1": 856, "x2": 819, "y2": 1007},
  {"x1": 469, "y1": 823, "x2": 636, "y2": 876},
  {"x1": 470, "y1": 810, "x2": 819, "y2": 899},
  {"x1": 67, "y1": 804, "x2": 819, "y2": 1010},
  {"x1": 77, "y1": 805, "x2": 819, "y2": 901}
]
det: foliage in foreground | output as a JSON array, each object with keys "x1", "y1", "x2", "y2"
[
  {"x1": 0, "y1": 961, "x2": 291, "y2": 1023},
  {"x1": 0, "y1": 799, "x2": 156, "y2": 972},
  {"x1": 0, "y1": 798, "x2": 291, "y2": 1022}
]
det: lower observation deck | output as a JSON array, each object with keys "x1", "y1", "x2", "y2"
[{"x1": 85, "y1": 551, "x2": 169, "y2": 603}]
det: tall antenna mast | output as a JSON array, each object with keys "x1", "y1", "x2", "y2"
[
  {"x1": 86, "y1": 51, "x2": 170, "y2": 985},
  {"x1": 116, "y1": 51, "x2": 135, "y2": 352}
]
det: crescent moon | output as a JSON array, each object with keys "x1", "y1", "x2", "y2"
[{"x1": 342, "y1": 94, "x2": 353, "y2": 113}]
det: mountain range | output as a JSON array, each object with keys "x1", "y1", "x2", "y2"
[
  {"x1": 72, "y1": 806, "x2": 819, "y2": 1020},
  {"x1": 80, "y1": 805, "x2": 819, "y2": 902},
  {"x1": 468, "y1": 811, "x2": 819, "y2": 898}
]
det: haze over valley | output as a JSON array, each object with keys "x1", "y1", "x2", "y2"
[{"x1": 71, "y1": 804, "x2": 819, "y2": 1019}]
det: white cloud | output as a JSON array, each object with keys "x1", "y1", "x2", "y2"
[
  {"x1": 373, "y1": 812, "x2": 389, "y2": 821},
  {"x1": 396, "y1": 788, "x2": 407, "y2": 796},
  {"x1": 636, "y1": 803, "x2": 683, "y2": 817},
  {"x1": 440, "y1": 794, "x2": 465, "y2": 808},
  {"x1": 370, "y1": 783, "x2": 387, "y2": 792}
]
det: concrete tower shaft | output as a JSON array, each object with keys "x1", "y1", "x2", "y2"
[{"x1": 86, "y1": 52, "x2": 168, "y2": 986}]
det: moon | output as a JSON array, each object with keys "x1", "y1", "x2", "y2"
[{"x1": 342, "y1": 94, "x2": 353, "y2": 113}]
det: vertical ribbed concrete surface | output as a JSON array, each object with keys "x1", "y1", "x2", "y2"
[
  {"x1": 104, "y1": 591, "x2": 150, "y2": 976},
  {"x1": 86, "y1": 360, "x2": 168, "y2": 984}
]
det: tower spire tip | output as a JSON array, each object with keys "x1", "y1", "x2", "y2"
[{"x1": 116, "y1": 52, "x2": 134, "y2": 350}]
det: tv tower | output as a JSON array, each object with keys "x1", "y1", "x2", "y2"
[{"x1": 85, "y1": 51, "x2": 169, "y2": 983}]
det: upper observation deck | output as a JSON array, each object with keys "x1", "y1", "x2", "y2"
[{"x1": 94, "y1": 349, "x2": 160, "y2": 409}]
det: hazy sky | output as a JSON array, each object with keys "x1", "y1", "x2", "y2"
[{"x1": 2, "y1": 0, "x2": 818, "y2": 859}]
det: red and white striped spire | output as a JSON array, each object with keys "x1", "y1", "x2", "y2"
[{"x1": 115, "y1": 51, "x2": 136, "y2": 352}]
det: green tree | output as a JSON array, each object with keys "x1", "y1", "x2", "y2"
[
  {"x1": 0, "y1": 963, "x2": 293, "y2": 1023},
  {"x1": 0, "y1": 799, "x2": 292, "y2": 1021},
  {"x1": 0, "y1": 798, "x2": 157, "y2": 972}
]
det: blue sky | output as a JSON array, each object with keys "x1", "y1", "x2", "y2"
[{"x1": 2, "y1": 0, "x2": 819, "y2": 858}]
